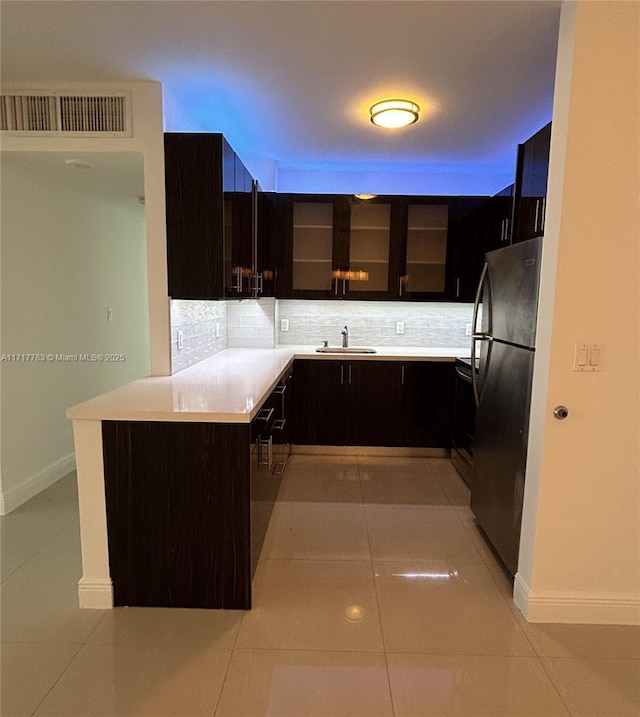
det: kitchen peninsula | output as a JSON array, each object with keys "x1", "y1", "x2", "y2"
[{"x1": 67, "y1": 345, "x2": 469, "y2": 610}]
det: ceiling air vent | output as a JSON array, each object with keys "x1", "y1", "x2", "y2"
[{"x1": 0, "y1": 91, "x2": 132, "y2": 137}]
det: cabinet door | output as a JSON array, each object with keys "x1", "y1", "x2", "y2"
[
  {"x1": 165, "y1": 133, "x2": 225, "y2": 299},
  {"x1": 292, "y1": 359, "x2": 346, "y2": 445},
  {"x1": 447, "y1": 197, "x2": 488, "y2": 302},
  {"x1": 344, "y1": 199, "x2": 396, "y2": 300},
  {"x1": 482, "y1": 186, "x2": 514, "y2": 254},
  {"x1": 402, "y1": 362, "x2": 454, "y2": 447},
  {"x1": 513, "y1": 122, "x2": 551, "y2": 244},
  {"x1": 257, "y1": 192, "x2": 278, "y2": 298},
  {"x1": 278, "y1": 196, "x2": 348, "y2": 298},
  {"x1": 225, "y1": 152, "x2": 255, "y2": 297},
  {"x1": 222, "y1": 139, "x2": 236, "y2": 297},
  {"x1": 347, "y1": 361, "x2": 403, "y2": 445},
  {"x1": 404, "y1": 200, "x2": 450, "y2": 300}
]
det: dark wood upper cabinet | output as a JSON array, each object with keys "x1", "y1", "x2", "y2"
[
  {"x1": 482, "y1": 184, "x2": 515, "y2": 253},
  {"x1": 264, "y1": 194, "x2": 488, "y2": 302},
  {"x1": 165, "y1": 133, "x2": 225, "y2": 299},
  {"x1": 512, "y1": 121, "x2": 551, "y2": 244},
  {"x1": 164, "y1": 132, "x2": 257, "y2": 300}
]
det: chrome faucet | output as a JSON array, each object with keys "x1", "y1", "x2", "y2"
[{"x1": 341, "y1": 325, "x2": 349, "y2": 347}]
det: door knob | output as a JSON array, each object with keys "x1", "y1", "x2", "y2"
[{"x1": 553, "y1": 405, "x2": 569, "y2": 420}]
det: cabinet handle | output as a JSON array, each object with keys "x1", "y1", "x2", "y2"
[
  {"x1": 341, "y1": 364, "x2": 344, "y2": 384},
  {"x1": 256, "y1": 407, "x2": 274, "y2": 422},
  {"x1": 257, "y1": 436, "x2": 273, "y2": 470},
  {"x1": 348, "y1": 364, "x2": 352, "y2": 384},
  {"x1": 504, "y1": 218, "x2": 509, "y2": 242},
  {"x1": 342, "y1": 279, "x2": 346, "y2": 296},
  {"x1": 541, "y1": 197, "x2": 546, "y2": 231},
  {"x1": 250, "y1": 272, "x2": 263, "y2": 295},
  {"x1": 231, "y1": 267, "x2": 243, "y2": 292},
  {"x1": 401, "y1": 365, "x2": 405, "y2": 385},
  {"x1": 456, "y1": 277, "x2": 460, "y2": 298},
  {"x1": 500, "y1": 219, "x2": 505, "y2": 242},
  {"x1": 258, "y1": 436, "x2": 273, "y2": 469},
  {"x1": 398, "y1": 276, "x2": 403, "y2": 297},
  {"x1": 534, "y1": 200, "x2": 540, "y2": 232},
  {"x1": 334, "y1": 278, "x2": 338, "y2": 296}
]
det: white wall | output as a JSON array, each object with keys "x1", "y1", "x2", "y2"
[
  {"x1": 516, "y1": 1, "x2": 640, "y2": 624},
  {"x1": 0, "y1": 153, "x2": 150, "y2": 512},
  {"x1": 1, "y1": 82, "x2": 170, "y2": 376}
]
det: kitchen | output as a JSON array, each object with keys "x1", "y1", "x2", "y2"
[{"x1": 1, "y1": 2, "x2": 638, "y2": 715}]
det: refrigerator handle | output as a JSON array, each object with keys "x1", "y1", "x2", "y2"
[
  {"x1": 471, "y1": 261, "x2": 490, "y2": 408},
  {"x1": 472, "y1": 261, "x2": 488, "y2": 338}
]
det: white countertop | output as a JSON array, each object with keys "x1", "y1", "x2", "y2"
[{"x1": 66, "y1": 345, "x2": 470, "y2": 423}]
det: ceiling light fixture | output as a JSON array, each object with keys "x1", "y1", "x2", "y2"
[
  {"x1": 354, "y1": 194, "x2": 377, "y2": 200},
  {"x1": 370, "y1": 99, "x2": 419, "y2": 129}
]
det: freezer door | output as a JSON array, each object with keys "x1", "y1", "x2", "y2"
[
  {"x1": 470, "y1": 341, "x2": 535, "y2": 576},
  {"x1": 483, "y1": 237, "x2": 541, "y2": 348}
]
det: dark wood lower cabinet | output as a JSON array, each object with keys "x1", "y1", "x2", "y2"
[
  {"x1": 402, "y1": 361, "x2": 454, "y2": 448},
  {"x1": 101, "y1": 360, "x2": 451, "y2": 609},
  {"x1": 293, "y1": 359, "x2": 453, "y2": 448},
  {"x1": 293, "y1": 359, "x2": 346, "y2": 445},
  {"x1": 103, "y1": 421, "x2": 252, "y2": 609}
]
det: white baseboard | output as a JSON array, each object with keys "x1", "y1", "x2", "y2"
[
  {"x1": 0, "y1": 453, "x2": 76, "y2": 515},
  {"x1": 514, "y1": 572, "x2": 640, "y2": 625},
  {"x1": 292, "y1": 445, "x2": 450, "y2": 458},
  {"x1": 78, "y1": 577, "x2": 113, "y2": 609}
]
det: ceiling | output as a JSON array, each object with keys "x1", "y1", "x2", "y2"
[
  {"x1": 1, "y1": 152, "x2": 145, "y2": 209},
  {"x1": 0, "y1": 1, "x2": 562, "y2": 195}
]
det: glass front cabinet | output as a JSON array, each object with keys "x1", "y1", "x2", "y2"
[{"x1": 270, "y1": 194, "x2": 483, "y2": 301}]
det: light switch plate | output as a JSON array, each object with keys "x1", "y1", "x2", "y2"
[
  {"x1": 281, "y1": 319, "x2": 289, "y2": 332},
  {"x1": 573, "y1": 343, "x2": 601, "y2": 371},
  {"x1": 396, "y1": 321, "x2": 405, "y2": 335},
  {"x1": 177, "y1": 330, "x2": 184, "y2": 350}
]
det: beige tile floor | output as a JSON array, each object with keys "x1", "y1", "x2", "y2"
[{"x1": 1, "y1": 456, "x2": 638, "y2": 716}]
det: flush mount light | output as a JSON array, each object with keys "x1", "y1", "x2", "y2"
[
  {"x1": 354, "y1": 194, "x2": 377, "y2": 200},
  {"x1": 370, "y1": 99, "x2": 419, "y2": 128}
]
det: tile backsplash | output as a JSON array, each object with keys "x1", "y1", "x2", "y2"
[
  {"x1": 171, "y1": 298, "x2": 474, "y2": 373},
  {"x1": 170, "y1": 300, "x2": 228, "y2": 373},
  {"x1": 276, "y1": 300, "x2": 474, "y2": 349},
  {"x1": 227, "y1": 298, "x2": 276, "y2": 349}
]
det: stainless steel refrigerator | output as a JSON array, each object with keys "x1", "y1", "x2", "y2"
[{"x1": 470, "y1": 236, "x2": 542, "y2": 576}]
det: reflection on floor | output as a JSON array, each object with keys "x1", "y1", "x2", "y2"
[{"x1": 1, "y1": 456, "x2": 638, "y2": 716}]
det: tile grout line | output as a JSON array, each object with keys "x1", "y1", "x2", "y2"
[
  {"x1": 357, "y1": 455, "x2": 397, "y2": 717},
  {"x1": 451, "y1": 503, "x2": 577, "y2": 716},
  {"x1": 0, "y1": 515, "x2": 78, "y2": 585},
  {"x1": 211, "y1": 612, "x2": 244, "y2": 717},
  {"x1": 534, "y1": 656, "x2": 579, "y2": 717},
  {"x1": 27, "y1": 638, "x2": 84, "y2": 715}
]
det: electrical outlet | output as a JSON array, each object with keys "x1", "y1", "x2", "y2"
[
  {"x1": 177, "y1": 330, "x2": 184, "y2": 350},
  {"x1": 465, "y1": 323, "x2": 472, "y2": 336},
  {"x1": 281, "y1": 319, "x2": 289, "y2": 332},
  {"x1": 215, "y1": 323, "x2": 220, "y2": 338},
  {"x1": 396, "y1": 321, "x2": 405, "y2": 335}
]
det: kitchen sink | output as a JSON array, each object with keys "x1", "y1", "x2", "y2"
[{"x1": 315, "y1": 347, "x2": 377, "y2": 354}]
